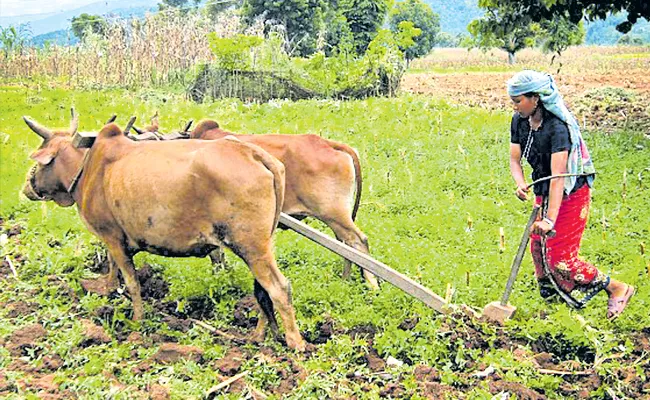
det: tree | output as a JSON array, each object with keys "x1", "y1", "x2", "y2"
[
  {"x1": 389, "y1": 0, "x2": 440, "y2": 61},
  {"x1": 241, "y1": 0, "x2": 326, "y2": 57},
  {"x1": 538, "y1": 17, "x2": 585, "y2": 55},
  {"x1": 474, "y1": 0, "x2": 649, "y2": 34},
  {"x1": 617, "y1": 34, "x2": 645, "y2": 45},
  {"x1": 158, "y1": 0, "x2": 200, "y2": 10},
  {"x1": 468, "y1": 1, "x2": 584, "y2": 64},
  {"x1": 205, "y1": 0, "x2": 241, "y2": 17},
  {"x1": 467, "y1": 2, "x2": 537, "y2": 64},
  {"x1": 338, "y1": 0, "x2": 392, "y2": 55},
  {"x1": 71, "y1": 14, "x2": 107, "y2": 40}
]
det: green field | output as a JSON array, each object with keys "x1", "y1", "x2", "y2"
[{"x1": 0, "y1": 85, "x2": 648, "y2": 399}]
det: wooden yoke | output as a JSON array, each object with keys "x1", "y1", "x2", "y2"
[{"x1": 72, "y1": 115, "x2": 136, "y2": 148}]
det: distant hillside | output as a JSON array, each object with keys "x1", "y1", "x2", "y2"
[
  {"x1": 1, "y1": 0, "x2": 158, "y2": 36},
  {"x1": 30, "y1": 30, "x2": 80, "y2": 47},
  {"x1": 424, "y1": 0, "x2": 482, "y2": 35},
  {"x1": 584, "y1": 14, "x2": 650, "y2": 44}
]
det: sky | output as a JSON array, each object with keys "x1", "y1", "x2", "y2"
[{"x1": 0, "y1": 0, "x2": 100, "y2": 17}]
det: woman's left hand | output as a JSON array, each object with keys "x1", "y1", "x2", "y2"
[{"x1": 531, "y1": 220, "x2": 554, "y2": 236}]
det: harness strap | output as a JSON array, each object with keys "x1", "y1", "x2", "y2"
[{"x1": 67, "y1": 149, "x2": 92, "y2": 194}]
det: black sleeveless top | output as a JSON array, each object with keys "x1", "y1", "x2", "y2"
[{"x1": 510, "y1": 109, "x2": 587, "y2": 196}]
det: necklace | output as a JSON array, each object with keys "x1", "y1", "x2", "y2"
[{"x1": 522, "y1": 117, "x2": 543, "y2": 161}]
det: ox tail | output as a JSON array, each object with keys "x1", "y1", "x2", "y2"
[
  {"x1": 249, "y1": 144, "x2": 286, "y2": 236},
  {"x1": 330, "y1": 141, "x2": 363, "y2": 221}
]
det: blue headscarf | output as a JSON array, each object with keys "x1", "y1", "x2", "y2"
[{"x1": 507, "y1": 70, "x2": 595, "y2": 194}]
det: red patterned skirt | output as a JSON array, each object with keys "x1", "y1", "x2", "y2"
[{"x1": 530, "y1": 185, "x2": 609, "y2": 305}]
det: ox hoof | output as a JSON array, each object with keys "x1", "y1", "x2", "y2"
[
  {"x1": 250, "y1": 327, "x2": 266, "y2": 343},
  {"x1": 286, "y1": 336, "x2": 306, "y2": 352},
  {"x1": 80, "y1": 276, "x2": 119, "y2": 296}
]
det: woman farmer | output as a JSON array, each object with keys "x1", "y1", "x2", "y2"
[{"x1": 507, "y1": 70, "x2": 634, "y2": 320}]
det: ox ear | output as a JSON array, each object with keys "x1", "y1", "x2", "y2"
[{"x1": 30, "y1": 148, "x2": 58, "y2": 165}]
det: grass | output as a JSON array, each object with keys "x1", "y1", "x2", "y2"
[{"x1": 0, "y1": 84, "x2": 648, "y2": 398}]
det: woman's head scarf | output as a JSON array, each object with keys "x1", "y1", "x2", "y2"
[{"x1": 507, "y1": 70, "x2": 595, "y2": 194}]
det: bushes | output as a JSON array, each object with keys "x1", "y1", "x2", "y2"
[{"x1": 189, "y1": 29, "x2": 409, "y2": 102}]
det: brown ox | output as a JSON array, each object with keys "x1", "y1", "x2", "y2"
[
  {"x1": 189, "y1": 120, "x2": 379, "y2": 289},
  {"x1": 21, "y1": 115, "x2": 305, "y2": 350}
]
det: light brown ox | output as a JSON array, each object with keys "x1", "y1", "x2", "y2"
[
  {"x1": 188, "y1": 119, "x2": 380, "y2": 289},
  {"x1": 21, "y1": 114, "x2": 305, "y2": 350}
]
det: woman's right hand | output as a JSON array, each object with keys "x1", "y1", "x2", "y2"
[{"x1": 515, "y1": 182, "x2": 529, "y2": 201}]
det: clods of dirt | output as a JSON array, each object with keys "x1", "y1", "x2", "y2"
[
  {"x1": 162, "y1": 314, "x2": 192, "y2": 332},
  {"x1": 6, "y1": 323, "x2": 47, "y2": 356},
  {"x1": 213, "y1": 347, "x2": 246, "y2": 376},
  {"x1": 413, "y1": 365, "x2": 441, "y2": 383},
  {"x1": 348, "y1": 323, "x2": 377, "y2": 340},
  {"x1": 6, "y1": 301, "x2": 38, "y2": 318},
  {"x1": 149, "y1": 383, "x2": 171, "y2": 400},
  {"x1": 232, "y1": 295, "x2": 258, "y2": 329},
  {"x1": 488, "y1": 379, "x2": 547, "y2": 400},
  {"x1": 137, "y1": 263, "x2": 169, "y2": 300},
  {"x1": 364, "y1": 347, "x2": 386, "y2": 372},
  {"x1": 79, "y1": 319, "x2": 111, "y2": 347},
  {"x1": 151, "y1": 343, "x2": 204, "y2": 364}
]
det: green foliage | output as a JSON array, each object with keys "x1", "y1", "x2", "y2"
[
  {"x1": 338, "y1": 0, "x2": 392, "y2": 55},
  {"x1": 158, "y1": 0, "x2": 200, "y2": 10},
  {"x1": 70, "y1": 14, "x2": 108, "y2": 41},
  {"x1": 0, "y1": 24, "x2": 31, "y2": 58},
  {"x1": 467, "y1": 10, "x2": 537, "y2": 63},
  {"x1": 389, "y1": 0, "x2": 438, "y2": 61},
  {"x1": 434, "y1": 31, "x2": 465, "y2": 48},
  {"x1": 617, "y1": 34, "x2": 645, "y2": 45},
  {"x1": 538, "y1": 18, "x2": 585, "y2": 55},
  {"x1": 475, "y1": 0, "x2": 649, "y2": 34},
  {"x1": 206, "y1": 33, "x2": 263, "y2": 71},
  {"x1": 241, "y1": 0, "x2": 326, "y2": 57},
  {"x1": 469, "y1": 2, "x2": 583, "y2": 63},
  {"x1": 205, "y1": 0, "x2": 241, "y2": 17}
]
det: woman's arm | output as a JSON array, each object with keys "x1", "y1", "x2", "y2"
[
  {"x1": 546, "y1": 150, "x2": 568, "y2": 223},
  {"x1": 510, "y1": 143, "x2": 529, "y2": 200}
]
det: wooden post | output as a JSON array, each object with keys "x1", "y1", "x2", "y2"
[
  {"x1": 499, "y1": 227, "x2": 506, "y2": 253},
  {"x1": 279, "y1": 213, "x2": 449, "y2": 314}
]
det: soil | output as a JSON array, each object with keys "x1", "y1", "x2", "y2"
[
  {"x1": 151, "y1": 343, "x2": 204, "y2": 364},
  {"x1": 6, "y1": 301, "x2": 39, "y2": 318},
  {"x1": 6, "y1": 323, "x2": 47, "y2": 356},
  {"x1": 79, "y1": 319, "x2": 112, "y2": 347},
  {"x1": 137, "y1": 263, "x2": 169, "y2": 300},
  {"x1": 364, "y1": 346, "x2": 386, "y2": 372},
  {"x1": 488, "y1": 379, "x2": 547, "y2": 400},
  {"x1": 213, "y1": 347, "x2": 245, "y2": 376},
  {"x1": 232, "y1": 295, "x2": 259, "y2": 329},
  {"x1": 401, "y1": 72, "x2": 650, "y2": 132},
  {"x1": 149, "y1": 384, "x2": 171, "y2": 400}
]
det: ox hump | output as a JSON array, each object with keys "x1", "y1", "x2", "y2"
[
  {"x1": 191, "y1": 119, "x2": 220, "y2": 138},
  {"x1": 98, "y1": 123, "x2": 124, "y2": 139}
]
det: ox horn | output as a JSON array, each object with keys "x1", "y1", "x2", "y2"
[
  {"x1": 70, "y1": 107, "x2": 79, "y2": 134},
  {"x1": 23, "y1": 116, "x2": 53, "y2": 140},
  {"x1": 106, "y1": 114, "x2": 117, "y2": 124},
  {"x1": 183, "y1": 119, "x2": 193, "y2": 132},
  {"x1": 124, "y1": 116, "x2": 136, "y2": 135}
]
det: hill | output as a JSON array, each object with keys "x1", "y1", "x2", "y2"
[{"x1": 0, "y1": 0, "x2": 158, "y2": 36}]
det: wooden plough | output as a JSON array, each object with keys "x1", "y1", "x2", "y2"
[{"x1": 71, "y1": 118, "x2": 450, "y2": 314}]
